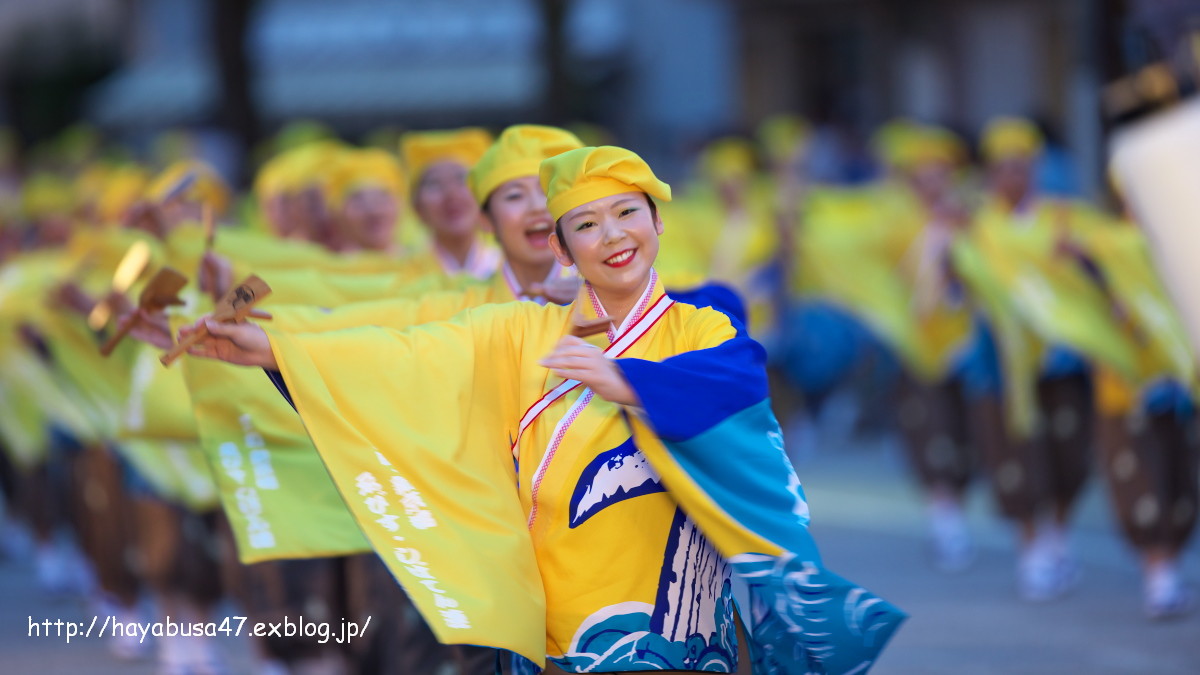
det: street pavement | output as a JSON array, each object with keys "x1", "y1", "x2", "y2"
[{"x1": 798, "y1": 433, "x2": 1200, "y2": 675}]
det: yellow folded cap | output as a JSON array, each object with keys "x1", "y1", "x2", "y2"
[
  {"x1": 698, "y1": 137, "x2": 757, "y2": 183},
  {"x1": 96, "y1": 165, "x2": 150, "y2": 224},
  {"x1": 254, "y1": 153, "x2": 289, "y2": 202},
  {"x1": 254, "y1": 140, "x2": 344, "y2": 202},
  {"x1": 400, "y1": 128, "x2": 493, "y2": 189},
  {"x1": 539, "y1": 146, "x2": 672, "y2": 221},
  {"x1": 325, "y1": 147, "x2": 406, "y2": 208},
  {"x1": 893, "y1": 125, "x2": 964, "y2": 170},
  {"x1": 73, "y1": 162, "x2": 113, "y2": 210},
  {"x1": 757, "y1": 114, "x2": 811, "y2": 164},
  {"x1": 468, "y1": 125, "x2": 584, "y2": 205},
  {"x1": 21, "y1": 172, "x2": 75, "y2": 221},
  {"x1": 981, "y1": 117, "x2": 1043, "y2": 162},
  {"x1": 146, "y1": 160, "x2": 232, "y2": 216},
  {"x1": 871, "y1": 118, "x2": 920, "y2": 168}
]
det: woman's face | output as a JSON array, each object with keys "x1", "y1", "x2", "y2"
[
  {"x1": 280, "y1": 187, "x2": 331, "y2": 244},
  {"x1": 261, "y1": 193, "x2": 290, "y2": 237},
  {"x1": 342, "y1": 187, "x2": 400, "y2": 251},
  {"x1": 908, "y1": 160, "x2": 953, "y2": 206},
  {"x1": 989, "y1": 157, "x2": 1034, "y2": 208},
  {"x1": 413, "y1": 161, "x2": 480, "y2": 240},
  {"x1": 482, "y1": 176, "x2": 555, "y2": 270},
  {"x1": 550, "y1": 191, "x2": 662, "y2": 298}
]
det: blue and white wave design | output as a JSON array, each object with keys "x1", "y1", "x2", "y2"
[
  {"x1": 569, "y1": 437, "x2": 665, "y2": 528},
  {"x1": 731, "y1": 552, "x2": 906, "y2": 675},
  {"x1": 551, "y1": 509, "x2": 738, "y2": 672},
  {"x1": 548, "y1": 592, "x2": 737, "y2": 673}
]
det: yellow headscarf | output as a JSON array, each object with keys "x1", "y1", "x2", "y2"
[
  {"x1": 400, "y1": 128, "x2": 493, "y2": 189},
  {"x1": 254, "y1": 140, "x2": 344, "y2": 201},
  {"x1": 981, "y1": 117, "x2": 1044, "y2": 163},
  {"x1": 539, "y1": 146, "x2": 672, "y2": 221},
  {"x1": 871, "y1": 118, "x2": 920, "y2": 169},
  {"x1": 697, "y1": 137, "x2": 757, "y2": 184},
  {"x1": 21, "y1": 172, "x2": 75, "y2": 222},
  {"x1": 96, "y1": 165, "x2": 150, "y2": 224},
  {"x1": 893, "y1": 125, "x2": 964, "y2": 170},
  {"x1": 146, "y1": 160, "x2": 232, "y2": 216},
  {"x1": 468, "y1": 125, "x2": 584, "y2": 205},
  {"x1": 324, "y1": 148, "x2": 406, "y2": 209},
  {"x1": 757, "y1": 115, "x2": 811, "y2": 165}
]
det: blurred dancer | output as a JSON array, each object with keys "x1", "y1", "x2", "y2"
[
  {"x1": 1087, "y1": 185, "x2": 1197, "y2": 619},
  {"x1": 888, "y1": 125, "x2": 978, "y2": 571},
  {"x1": 954, "y1": 118, "x2": 1131, "y2": 600}
]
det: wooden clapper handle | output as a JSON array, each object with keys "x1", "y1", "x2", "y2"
[
  {"x1": 99, "y1": 267, "x2": 188, "y2": 357},
  {"x1": 160, "y1": 275, "x2": 271, "y2": 366}
]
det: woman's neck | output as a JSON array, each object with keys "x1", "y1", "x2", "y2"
[
  {"x1": 590, "y1": 275, "x2": 652, "y2": 331},
  {"x1": 510, "y1": 259, "x2": 556, "y2": 294},
  {"x1": 434, "y1": 232, "x2": 476, "y2": 268}
]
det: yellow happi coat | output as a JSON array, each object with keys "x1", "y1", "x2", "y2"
[{"x1": 263, "y1": 274, "x2": 744, "y2": 668}]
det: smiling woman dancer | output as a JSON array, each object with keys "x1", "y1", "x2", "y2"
[{"x1": 185, "y1": 146, "x2": 905, "y2": 674}]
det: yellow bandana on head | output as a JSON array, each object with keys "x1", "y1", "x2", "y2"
[
  {"x1": 757, "y1": 114, "x2": 811, "y2": 164},
  {"x1": 468, "y1": 125, "x2": 583, "y2": 205},
  {"x1": 871, "y1": 117, "x2": 920, "y2": 168},
  {"x1": 540, "y1": 146, "x2": 672, "y2": 221},
  {"x1": 324, "y1": 147, "x2": 406, "y2": 209},
  {"x1": 400, "y1": 128, "x2": 493, "y2": 190},
  {"x1": 893, "y1": 124, "x2": 964, "y2": 170},
  {"x1": 254, "y1": 140, "x2": 343, "y2": 205},
  {"x1": 96, "y1": 165, "x2": 150, "y2": 224},
  {"x1": 20, "y1": 172, "x2": 75, "y2": 221},
  {"x1": 981, "y1": 117, "x2": 1044, "y2": 163},
  {"x1": 698, "y1": 137, "x2": 756, "y2": 184},
  {"x1": 147, "y1": 160, "x2": 232, "y2": 216}
]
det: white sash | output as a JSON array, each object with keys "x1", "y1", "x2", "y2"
[{"x1": 514, "y1": 274, "x2": 674, "y2": 527}]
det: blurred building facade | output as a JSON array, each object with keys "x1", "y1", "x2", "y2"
[
  {"x1": 79, "y1": 0, "x2": 738, "y2": 182},
  {"x1": 3, "y1": 0, "x2": 1199, "y2": 191},
  {"x1": 740, "y1": 0, "x2": 1107, "y2": 194}
]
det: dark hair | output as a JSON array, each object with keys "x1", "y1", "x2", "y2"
[{"x1": 553, "y1": 194, "x2": 658, "y2": 258}]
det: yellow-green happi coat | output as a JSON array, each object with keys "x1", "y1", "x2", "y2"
[
  {"x1": 1076, "y1": 220, "x2": 1196, "y2": 413},
  {"x1": 952, "y1": 198, "x2": 1138, "y2": 435},
  {"x1": 183, "y1": 264, "x2": 545, "y2": 562}
]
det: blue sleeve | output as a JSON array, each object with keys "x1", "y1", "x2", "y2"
[
  {"x1": 616, "y1": 331, "x2": 768, "y2": 443},
  {"x1": 665, "y1": 282, "x2": 748, "y2": 326}
]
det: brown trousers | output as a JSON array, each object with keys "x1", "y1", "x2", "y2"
[
  {"x1": 1096, "y1": 411, "x2": 1199, "y2": 553},
  {"x1": 896, "y1": 376, "x2": 974, "y2": 495},
  {"x1": 132, "y1": 496, "x2": 223, "y2": 607},
  {"x1": 230, "y1": 557, "x2": 346, "y2": 663},
  {"x1": 971, "y1": 374, "x2": 1093, "y2": 522},
  {"x1": 75, "y1": 443, "x2": 140, "y2": 604}
]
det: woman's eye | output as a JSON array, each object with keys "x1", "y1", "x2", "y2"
[
  {"x1": 503, "y1": 191, "x2": 522, "y2": 201},
  {"x1": 575, "y1": 221, "x2": 596, "y2": 231},
  {"x1": 620, "y1": 208, "x2": 637, "y2": 217}
]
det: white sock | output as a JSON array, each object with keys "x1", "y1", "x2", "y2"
[{"x1": 1145, "y1": 560, "x2": 1181, "y2": 602}]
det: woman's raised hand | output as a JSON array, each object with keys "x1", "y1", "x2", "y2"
[
  {"x1": 539, "y1": 336, "x2": 640, "y2": 406},
  {"x1": 180, "y1": 317, "x2": 278, "y2": 369}
]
